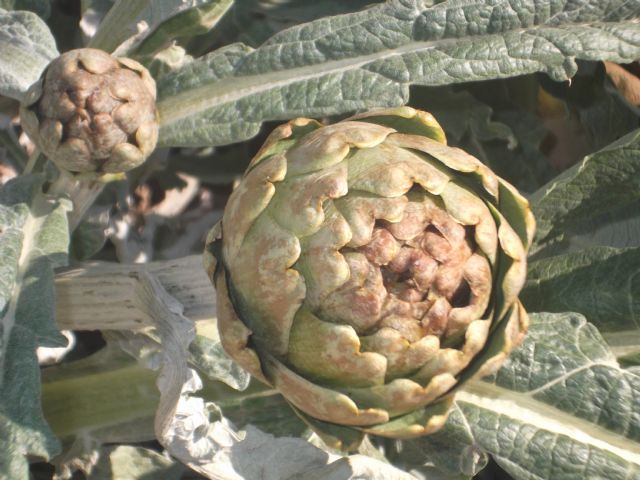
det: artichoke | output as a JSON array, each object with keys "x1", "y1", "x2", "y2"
[
  {"x1": 20, "y1": 48, "x2": 158, "y2": 175},
  {"x1": 204, "y1": 107, "x2": 535, "y2": 448}
]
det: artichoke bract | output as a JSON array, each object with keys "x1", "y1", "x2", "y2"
[
  {"x1": 20, "y1": 48, "x2": 158, "y2": 174},
  {"x1": 204, "y1": 107, "x2": 535, "y2": 448}
]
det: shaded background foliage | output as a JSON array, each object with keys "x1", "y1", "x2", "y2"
[{"x1": 0, "y1": 0, "x2": 639, "y2": 479}]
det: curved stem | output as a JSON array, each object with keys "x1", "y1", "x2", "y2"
[{"x1": 48, "y1": 171, "x2": 106, "y2": 232}]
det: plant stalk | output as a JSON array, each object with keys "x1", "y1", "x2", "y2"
[
  {"x1": 41, "y1": 347, "x2": 284, "y2": 441},
  {"x1": 42, "y1": 350, "x2": 159, "y2": 439},
  {"x1": 48, "y1": 171, "x2": 107, "y2": 232},
  {"x1": 55, "y1": 255, "x2": 214, "y2": 330}
]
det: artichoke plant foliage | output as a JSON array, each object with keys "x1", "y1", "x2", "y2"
[
  {"x1": 2, "y1": 1, "x2": 640, "y2": 477},
  {"x1": 205, "y1": 107, "x2": 535, "y2": 447}
]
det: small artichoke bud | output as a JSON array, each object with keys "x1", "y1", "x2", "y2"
[{"x1": 20, "y1": 48, "x2": 158, "y2": 174}]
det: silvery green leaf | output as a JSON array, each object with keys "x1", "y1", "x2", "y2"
[
  {"x1": 522, "y1": 246, "x2": 640, "y2": 364},
  {"x1": 522, "y1": 246, "x2": 640, "y2": 335},
  {"x1": 0, "y1": 9, "x2": 57, "y2": 101},
  {"x1": 0, "y1": 175, "x2": 70, "y2": 478},
  {"x1": 89, "y1": 0, "x2": 233, "y2": 56},
  {"x1": 156, "y1": 0, "x2": 640, "y2": 147},
  {"x1": 0, "y1": 0, "x2": 50, "y2": 18},
  {"x1": 190, "y1": 321, "x2": 251, "y2": 391},
  {"x1": 455, "y1": 312, "x2": 640, "y2": 480},
  {"x1": 531, "y1": 129, "x2": 640, "y2": 250},
  {"x1": 392, "y1": 406, "x2": 488, "y2": 478},
  {"x1": 563, "y1": 202, "x2": 640, "y2": 250},
  {"x1": 206, "y1": 380, "x2": 306, "y2": 439},
  {"x1": 222, "y1": 0, "x2": 379, "y2": 47},
  {"x1": 168, "y1": 415, "x2": 417, "y2": 480},
  {"x1": 528, "y1": 204, "x2": 640, "y2": 258}
]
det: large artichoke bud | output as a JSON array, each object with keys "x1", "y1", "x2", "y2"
[
  {"x1": 20, "y1": 48, "x2": 158, "y2": 174},
  {"x1": 204, "y1": 107, "x2": 535, "y2": 448}
]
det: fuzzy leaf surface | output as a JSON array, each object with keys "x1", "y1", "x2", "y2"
[
  {"x1": 220, "y1": 0, "x2": 379, "y2": 47},
  {"x1": 453, "y1": 312, "x2": 640, "y2": 480},
  {"x1": 522, "y1": 247, "x2": 640, "y2": 335},
  {"x1": 531, "y1": 129, "x2": 640, "y2": 250},
  {"x1": 157, "y1": 0, "x2": 640, "y2": 147},
  {"x1": 0, "y1": 9, "x2": 57, "y2": 101},
  {"x1": 522, "y1": 246, "x2": 640, "y2": 365},
  {"x1": 0, "y1": 175, "x2": 69, "y2": 478}
]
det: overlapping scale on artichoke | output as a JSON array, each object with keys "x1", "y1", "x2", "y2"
[
  {"x1": 20, "y1": 48, "x2": 158, "y2": 175},
  {"x1": 204, "y1": 107, "x2": 535, "y2": 449}
]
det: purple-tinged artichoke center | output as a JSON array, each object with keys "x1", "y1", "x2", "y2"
[{"x1": 320, "y1": 191, "x2": 490, "y2": 342}]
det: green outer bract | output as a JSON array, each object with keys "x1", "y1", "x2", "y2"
[{"x1": 204, "y1": 107, "x2": 535, "y2": 449}]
